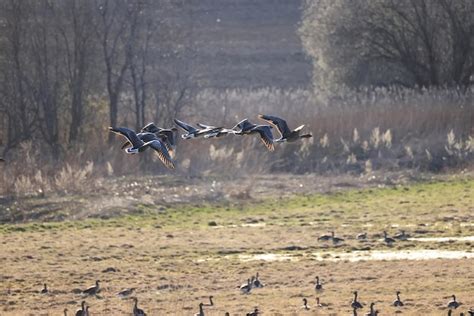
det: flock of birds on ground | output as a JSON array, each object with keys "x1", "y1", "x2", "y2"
[
  {"x1": 37, "y1": 268, "x2": 473, "y2": 316},
  {"x1": 108, "y1": 114, "x2": 313, "y2": 169}
]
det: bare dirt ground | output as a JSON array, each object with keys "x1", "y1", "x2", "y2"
[{"x1": 1, "y1": 173, "x2": 473, "y2": 315}]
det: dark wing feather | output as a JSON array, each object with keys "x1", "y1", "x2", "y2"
[
  {"x1": 157, "y1": 129, "x2": 176, "y2": 146},
  {"x1": 174, "y1": 118, "x2": 198, "y2": 133},
  {"x1": 109, "y1": 127, "x2": 144, "y2": 148},
  {"x1": 141, "y1": 122, "x2": 161, "y2": 133},
  {"x1": 258, "y1": 114, "x2": 291, "y2": 138},
  {"x1": 147, "y1": 140, "x2": 175, "y2": 169},
  {"x1": 253, "y1": 126, "x2": 275, "y2": 151}
]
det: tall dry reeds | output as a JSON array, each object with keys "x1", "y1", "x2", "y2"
[{"x1": 1, "y1": 87, "x2": 473, "y2": 196}]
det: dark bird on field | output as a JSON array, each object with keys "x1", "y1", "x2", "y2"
[
  {"x1": 351, "y1": 291, "x2": 363, "y2": 309},
  {"x1": 315, "y1": 276, "x2": 323, "y2": 291},
  {"x1": 467, "y1": 307, "x2": 474, "y2": 316},
  {"x1": 109, "y1": 127, "x2": 175, "y2": 169},
  {"x1": 318, "y1": 231, "x2": 334, "y2": 241},
  {"x1": 302, "y1": 298, "x2": 310, "y2": 310},
  {"x1": 393, "y1": 230, "x2": 410, "y2": 240},
  {"x1": 393, "y1": 291, "x2": 404, "y2": 307},
  {"x1": 64, "y1": 308, "x2": 68, "y2": 316},
  {"x1": 40, "y1": 283, "x2": 48, "y2": 294},
  {"x1": 447, "y1": 294, "x2": 461, "y2": 309},
  {"x1": 75, "y1": 301, "x2": 86, "y2": 316},
  {"x1": 82, "y1": 280, "x2": 100, "y2": 296},
  {"x1": 117, "y1": 287, "x2": 135, "y2": 298},
  {"x1": 315, "y1": 297, "x2": 326, "y2": 307},
  {"x1": 232, "y1": 118, "x2": 274, "y2": 151},
  {"x1": 365, "y1": 302, "x2": 375, "y2": 316},
  {"x1": 357, "y1": 232, "x2": 367, "y2": 240},
  {"x1": 258, "y1": 114, "x2": 312, "y2": 142},
  {"x1": 194, "y1": 302, "x2": 205, "y2": 316},
  {"x1": 240, "y1": 277, "x2": 253, "y2": 294},
  {"x1": 247, "y1": 308, "x2": 259, "y2": 316},
  {"x1": 383, "y1": 231, "x2": 396, "y2": 245},
  {"x1": 174, "y1": 118, "x2": 222, "y2": 139},
  {"x1": 133, "y1": 297, "x2": 147, "y2": 316},
  {"x1": 252, "y1": 272, "x2": 264, "y2": 288}
]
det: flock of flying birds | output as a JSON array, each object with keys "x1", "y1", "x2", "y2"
[{"x1": 108, "y1": 114, "x2": 312, "y2": 169}]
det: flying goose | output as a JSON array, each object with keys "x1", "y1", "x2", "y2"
[
  {"x1": 75, "y1": 301, "x2": 86, "y2": 316},
  {"x1": 447, "y1": 294, "x2": 461, "y2": 309},
  {"x1": 194, "y1": 302, "x2": 205, "y2": 316},
  {"x1": 302, "y1": 298, "x2": 310, "y2": 310},
  {"x1": 240, "y1": 277, "x2": 253, "y2": 294},
  {"x1": 174, "y1": 118, "x2": 221, "y2": 139},
  {"x1": 203, "y1": 296, "x2": 214, "y2": 306},
  {"x1": 232, "y1": 118, "x2": 275, "y2": 151},
  {"x1": 131, "y1": 122, "x2": 178, "y2": 153},
  {"x1": 365, "y1": 302, "x2": 375, "y2": 316},
  {"x1": 82, "y1": 280, "x2": 100, "y2": 296},
  {"x1": 252, "y1": 272, "x2": 264, "y2": 288},
  {"x1": 197, "y1": 123, "x2": 233, "y2": 138},
  {"x1": 109, "y1": 127, "x2": 175, "y2": 169},
  {"x1": 393, "y1": 291, "x2": 404, "y2": 307},
  {"x1": 351, "y1": 291, "x2": 363, "y2": 309},
  {"x1": 383, "y1": 231, "x2": 396, "y2": 245},
  {"x1": 133, "y1": 297, "x2": 147, "y2": 316},
  {"x1": 117, "y1": 287, "x2": 135, "y2": 298},
  {"x1": 40, "y1": 283, "x2": 48, "y2": 294},
  {"x1": 315, "y1": 276, "x2": 323, "y2": 291},
  {"x1": 258, "y1": 114, "x2": 312, "y2": 142}
]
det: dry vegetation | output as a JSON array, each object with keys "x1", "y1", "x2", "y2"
[{"x1": 1, "y1": 177, "x2": 473, "y2": 315}]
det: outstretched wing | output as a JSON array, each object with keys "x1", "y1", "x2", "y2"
[
  {"x1": 197, "y1": 123, "x2": 217, "y2": 129},
  {"x1": 253, "y1": 126, "x2": 275, "y2": 151},
  {"x1": 157, "y1": 128, "x2": 177, "y2": 146},
  {"x1": 174, "y1": 118, "x2": 198, "y2": 133},
  {"x1": 141, "y1": 122, "x2": 161, "y2": 133},
  {"x1": 109, "y1": 127, "x2": 144, "y2": 148},
  {"x1": 147, "y1": 140, "x2": 175, "y2": 169},
  {"x1": 232, "y1": 118, "x2": 254, "y2": 133},
  {"x1": 258, "y1": 114, "x2": 291, "y2": 138}
]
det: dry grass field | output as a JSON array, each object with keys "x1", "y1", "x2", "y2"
[{"x1": 1, "y1": 175, "x2": 473, "y2": 315}]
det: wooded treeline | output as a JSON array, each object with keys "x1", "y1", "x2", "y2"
[
  {"x1": 0, "y1": 0, "x2": 194, "y2": 158},
  {"x1": 300, "y1": 0, "x2": 474, "y2": 90}
]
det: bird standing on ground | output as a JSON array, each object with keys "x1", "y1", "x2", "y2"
[
  {"x1": 40, "y1": 283, "x2": 48, "y2": 294},
  {"x1": 447, "y1": 294, "x2": 461, "y2": 309},
  {"x1": 393, "y1": 291, "x2": 404, "y2": 307},
  {"x1": 82, "y1": 280, "x2": 100, "y2": 296},
  {"x1": 75, "y1": 301, "x2": 86, "y2": 316},
  {"x1": 258, "y1": 114, "x2": 312, "y2": 142},
  {"x1": 240, "y1": 277, "x2": 253, "y2": 294},
  {"x1": 117, "y1": 287, "x2": 135, "y2": 298},
  {"x1": 351, "y1": 291, "x2": 363, "y2": 309},
  {"x1": 302, "y1": 298, "x2": 310, "y2": 310},
  {"x1": 383, "y1": 231, "x2": 396, "y2": 245},
  {"x1": 253, "y1": 272, "x2": 264, "y2": 288},
  {"x1": 109, "y1": 127, "x2": 175, "y2": 169},
  {"x1": 194, "y1": 302, "x2": 205, "y2": 316},
  {"x1": 315, "y1": 276, "x2": 323, "y2": 291},
  {"x1": 232, "y1": 118, "x2": 275, "y2": 151},
  {"x1": 133, "y1": 297, "x2": 147, "y2": 316},
  {"x1": 365, "y1": 302, "x2": 375, "y2": 316},
  {"x1": 393, "y1": 230, "x2": 410, "y2": 240}
]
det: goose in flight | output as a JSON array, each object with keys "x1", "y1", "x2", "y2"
[
  {"x1": 140, "y1": 123, "x2": 177, "y2": 150},
  {"x1": 232, "y1": 118, "x2": 274, "y2": 151},
  {"x1": 197, "y1": 123, "x2": 233, "y2": 138},
  {"x1": 109, "y1": 127, "x2": 175, "y2": 169},
  {"x1": 174, "y1": 118, "x2": 222, "y2": 139},
  {"x1": 258, "y1": 114, "x2": 312, "y2": 142}
]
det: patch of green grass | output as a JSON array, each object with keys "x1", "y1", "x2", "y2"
[{"x1": 1, "y1": 178, "x2": 472, "y2": 235}]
